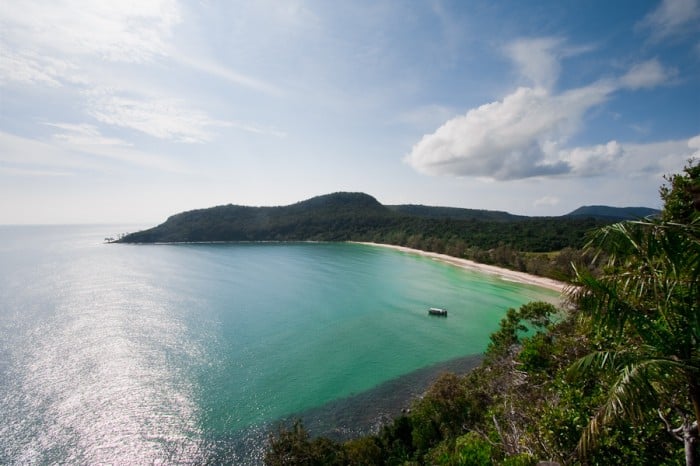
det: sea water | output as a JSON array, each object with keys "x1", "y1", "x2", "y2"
[{"x1": 0, "y1": 225, "x2": 559, "y2": 464}]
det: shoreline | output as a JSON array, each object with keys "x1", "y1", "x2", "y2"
[
  {"x1": 352, "y1": 242, "x2": 568, "y2": 293},
  {"x1": 213, "y1": 354, "x2": 485, "y2": 463},
  {"x1": 296, "y1": 354, "x2": 484, "y2": 441}
]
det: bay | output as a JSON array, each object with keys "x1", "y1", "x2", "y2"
[{"x1": 0, "y1": 225, "x2": 558, "y2": 464}]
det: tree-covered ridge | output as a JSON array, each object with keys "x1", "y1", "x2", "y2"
[
  {"x1": 386, "y1": 204, "x2": 527, "y2": 222},
  {"x1": 117, "y1": 192, "x2": 630, "y2": 253},
  {"x1": 565, "y1": 205, "x2": 660, "y2": 220},
  {"x1": 117, "y1": 192, "x2": 661, "y2": 282},
  {"x1": 120, "y1": 192, "x2": 395, "y2": 243}
]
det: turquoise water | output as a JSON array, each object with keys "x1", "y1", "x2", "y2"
[{"x1": 0, "y1": 225, "x2": 558, "y2": 464}]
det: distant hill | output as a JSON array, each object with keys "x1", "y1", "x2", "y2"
[
  {"x1": 387, "y1": 204, "x2": 526, "y2": 222},
  {"x1": 119, "y1": 192, "x2": 397, "y2": 243},
  {"x1": 117, "y1": 192, "x2": 653, "y2": 253},
  {"x1": 565, "y1": 205, "x2": 660, "y2": 220}
]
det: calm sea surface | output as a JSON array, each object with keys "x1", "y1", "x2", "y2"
[{"x1": 0, "y1": 225, "x2": 559, "y2": 464}]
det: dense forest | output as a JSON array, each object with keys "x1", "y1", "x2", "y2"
[
  {"x1": 117, "y1": 193, "x2": 655, "y2": 281},
  {"x1": 264, "y1": 161, "x2": 700, "y2": 465}
]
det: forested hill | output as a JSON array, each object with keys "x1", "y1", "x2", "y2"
[
  {"x1": 565, "y1": 205, "x2": 660, "y2": 220},
  {"x1": 387, "y1": 204, "x2": 526, "y2": 221},
  {"x1": 118, "y1": 192, "x2": 395, "y2": 243},
  {"x1": 117, "y1": 192, "x2": 637, "y2": 254}
]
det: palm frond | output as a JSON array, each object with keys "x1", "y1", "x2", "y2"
[
  {"x1": 568, "y1": 351, "x2": 616, "y2": 380},
  {"x1": 578, "y1": 359, "x2": 665, "y2": 456},
  {"x1": 577, "y1": 355, "x2": 694, "y2": 456}
]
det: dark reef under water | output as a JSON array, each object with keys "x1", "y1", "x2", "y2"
[{"x1": 203, "y1": 354, "x2": 483, "y2": 464}]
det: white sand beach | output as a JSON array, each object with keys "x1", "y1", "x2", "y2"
[{"x1": 353, "y1": 242, "x2": 568, "y2": 293}]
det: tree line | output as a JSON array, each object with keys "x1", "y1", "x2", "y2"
[{"x1": 118, "y1": 192, "x2": 615, "y2": 281}]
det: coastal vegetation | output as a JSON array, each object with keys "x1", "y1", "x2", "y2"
[
  {"x1": 117, "y1": 193, "x2": 654, "y2": 282},
  {"x1": 264, "y1": 161, "x2": 699, "y2": 465}
]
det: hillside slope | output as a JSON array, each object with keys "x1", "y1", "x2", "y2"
[
  {"x1": 387, "y1": 204, "x2": 526, "y2": 221},
  {"x1": 566, "y1": 205, "x2": 660, "y2": 220},
  {"x1": 119, "y1": 192, "x2": 399, "y2": 243},
  {"x1": 117, "y1": 192, "x2": 636, "y2": 252}
]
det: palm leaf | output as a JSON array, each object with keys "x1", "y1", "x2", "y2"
[
  {"x1": 577, "y1": 357, "x2": 689, "y2": 456},
  {"x1": 570, "y1": 218, "x2": 700, "y2": 458}
]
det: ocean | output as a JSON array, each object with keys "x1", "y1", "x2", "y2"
[{"x1": 0, "y1": 225, "x2": 559, "y2": 464}]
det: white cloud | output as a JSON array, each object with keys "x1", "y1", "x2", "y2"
[
  {"x1": 559, "y1": 141, "x2": 624, "y2": 176},
  {"x1": 46, "y1": 123, "x2": 189, "y2": 172},
  {"x1": 405, "y1": 83, "x2": 612, "y2": 180},
  {"x1": 504, "y1": 37, "x2": 595, "y2": 90},
  {"x1": 0, "y1": 0, "x2": 284, "y2": 147},
  {"x1": 623, "y1": 136, "x2": 699, "y2": 177},
  {"x1": 0, "y1": 131, "x2": 88, "y2": 171},
  {"x1": 0, "y1": 48, "x2": 60, "y2": 87},
  {"x1": 0, "y1": 0, "x2": 183, "y2": 92},
  {"x1": 638, "y1": 0, "x2": 700, "y2": 42},
  {"x1": 406, "y1": 51, "x2": 678, "y2": 181},
  {"x1": 406, "y1": 101, "x2": 696, "y2": 182},
  {"x1": 227, "y1": 121, "x2": 287, "y2": 138},
  {"x1": 686, "y1": 134, "x2": 700, "y2": 158},
  {"x1": 629, "y1": 122, "x2": 652, "y2": 135},
  {"x1": 45, "y1": 123, "x2": 132, "y2": 147},
  {"x1": 85, "y1": 93, "x2": 223, "y2": 143},
  {"x1": 0, "y1": 0, "x2": 181, "y2": 64},
  {"x1": 534, "y1": 196, "x2": 560, "y2": 207},
  {"x1": 84, "y1": 90, "x2": 285, "y2": 142},
  {"x1": 71, "y1": 142, "x2": 188, "y2": 173},
  {"x1": 504, "y1": 37, "x2": 563, "y2": 89},
  {"x1": 0, "y1": 0, "x2": 284, "y2": 99},
  {"x1": 619, "y1": 59, "x2": 676, "y2": 89},
  {"x1": 0, "y1": 166, "x2": 73, "y2": 177},
  {"x1": 561, "y1": 136, "x2": 698, "y2": 179},
  {"x1": 172, "y1": 53, "x2": 285, "y2": 97},
  {"x1": 0, "y1": 129, "x2": 186, "y2": 174}
]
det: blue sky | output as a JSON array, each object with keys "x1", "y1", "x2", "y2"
[{"x1": 1, "y1": 0, "x2": 699, "y2": 224}]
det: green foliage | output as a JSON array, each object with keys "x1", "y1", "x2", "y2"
[
  {"x1": 568, "y1": 159, "x2": 700, "y2": 465},
  {"x1": 343, "y1": 437, "x2": 383, "y2": 465},
  {"x1": 422, "y1": 432, "x2": 495, "y2": 466},
  {"x1": 410, "y1": 372, "x2": 479, "y2": 453},
  {"x1": 659, "y1": 159, "x2": 700, "y2": 223},
  {"x1": 264, "y1": 420, "x2": 346, "y2": 466},
  {"x1": 388, "y1": 204, "x2": 525, "y2": 222},
  {"x1": 570, "y1": 222, "x2": 700, "y2": 438},
  {"x1": 567, "y1": 205, "x2": 659, "y2": 220},
  {"x1": 486, "y1": 301, "x2": 556, "y2": 360},
  {"x1": 517, "y1": 332, "x2": 553, "y2": 373},
  {"x1": 118, "y1": 192, "x2": 618, "y2": 280},
  {"x1": 452, "y1": 432, "x2": 493, "y2": 465},
  {"x1": 377, "y1": 414, "x2": 415, "y2": 463}
]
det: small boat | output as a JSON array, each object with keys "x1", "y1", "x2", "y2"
[{"x1": 428, "y1": 307, "x2": 448, "y2": 317}]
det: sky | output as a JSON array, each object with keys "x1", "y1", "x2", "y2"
[{"x1": 1, "y1": 0, "x2": 699, "y2": 224}]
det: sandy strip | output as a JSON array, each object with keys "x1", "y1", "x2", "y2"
[{"x1": 352, "y1": 242, "x2": 568, "y2": 293}]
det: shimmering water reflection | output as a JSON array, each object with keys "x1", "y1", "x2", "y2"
[
  {"x1": 1, "y1": 228, "x2": 206, "y2": 463},
  {"x1": 0, "y1": 226, "x2": 558, "y2": 464}
]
